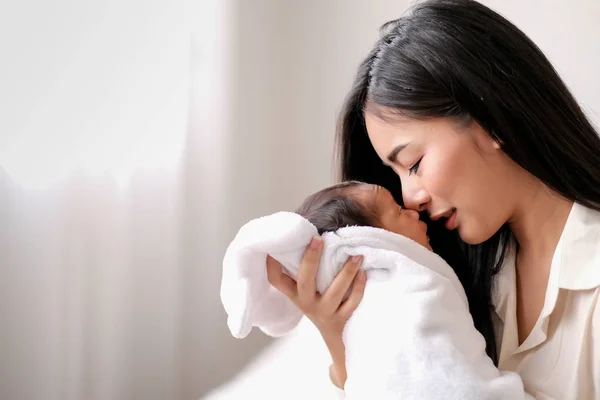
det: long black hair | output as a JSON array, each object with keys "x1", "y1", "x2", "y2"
[{"x1": 335, "y1": 0, "x2": 600, "y2": 365}]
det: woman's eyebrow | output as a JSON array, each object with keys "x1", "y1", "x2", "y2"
[{"x1": 387, "y1": 143, "x2": 409, "y2": 163}]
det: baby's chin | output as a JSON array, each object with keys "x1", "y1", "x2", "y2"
[
  {"x1": 413, "y1": 234, "x2": 432, "y2": 251},
  {"x1": 406, "y1": 233, "x2": 432, "y2": 251},
  {"x1": 422, "y1": 237, "x2": 433, "y2": 251}
]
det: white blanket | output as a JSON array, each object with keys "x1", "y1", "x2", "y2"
[{"x1": 220, "y1": 211, "x2": 532, "y2": 399}]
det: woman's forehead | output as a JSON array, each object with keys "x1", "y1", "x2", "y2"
[{"x1": 365, "y1": 112, "x2": 427, "y2": 154}]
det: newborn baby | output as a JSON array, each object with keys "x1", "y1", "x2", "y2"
[
  {"x1": 221, "y1": 181, "x2": 531, "y2": 399},
  {"x1": 291, "y1": 181, "x2": 530, "y2": 399},
  {"x1": 295, "y1": 180, "x2": 431, "y2": 249}
]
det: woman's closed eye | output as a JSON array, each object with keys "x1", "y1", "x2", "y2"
[{"x1": 408, "y1": 157, "x2": 423, "y2": 176}]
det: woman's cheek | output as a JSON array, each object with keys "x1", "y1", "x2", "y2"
[
  {"x1": 422, "y1": 162, "x2": 452, "y2": 199},
  {"x1": 423, "y1": 145, "x2": 466, "y2": 201}
]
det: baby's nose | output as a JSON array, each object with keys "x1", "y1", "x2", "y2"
[{"x1": 403, "y1": 209, "x2": 420, "y2": 220}]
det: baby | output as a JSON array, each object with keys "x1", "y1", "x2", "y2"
[
  {"x1": 295, "y1": 180, "x2": 431, "y2": 250},
  {"x1": 221, "y1": 181, "x2": 530, "y2": 399},
  {"x1": 290, "y1": 181, "x2": 529, "y2": 398}
]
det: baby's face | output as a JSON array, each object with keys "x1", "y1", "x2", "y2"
[{"x1": 361, "y1": 184, "x2": 431, "y2": 250}]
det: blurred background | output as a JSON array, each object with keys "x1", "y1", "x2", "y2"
[{"x1": 1, "y1": 0, "x2": 598, "y2": 399}]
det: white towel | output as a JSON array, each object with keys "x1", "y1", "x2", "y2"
[{"x1": 220, "y1": 211, "x2": 533, "y2": 399}]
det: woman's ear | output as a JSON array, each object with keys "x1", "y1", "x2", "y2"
[
  {"x1": 471, "y1": 123, "x2": 502, "y2": 153},
  {"x1": 490, "y1": 128, "x2": 504, "y2": 150}
]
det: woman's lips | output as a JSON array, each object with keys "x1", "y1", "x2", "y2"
[{"x1": 445, "y1": 209, "x2": 457, "y2": 230}]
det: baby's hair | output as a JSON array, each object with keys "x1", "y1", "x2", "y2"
[{"x1": 295, "y1": 181, "x2": 380, "y2": 234}]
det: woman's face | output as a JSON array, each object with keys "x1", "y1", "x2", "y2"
[{"x1": 365, "y1": 110, "x2": 521, "y2": 245}]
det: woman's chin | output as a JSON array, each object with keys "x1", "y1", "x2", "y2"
[{"x1": 457, "y1": 225, "x2": 493, "y2": 246}]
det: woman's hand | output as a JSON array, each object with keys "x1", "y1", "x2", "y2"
[{"x1": 266, "y1": 236, "x2": 366, "y2": 389}]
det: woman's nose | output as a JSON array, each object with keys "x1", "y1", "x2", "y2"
[{"x1": 401, "y1": 180, "x2": 430, "y2": 212}]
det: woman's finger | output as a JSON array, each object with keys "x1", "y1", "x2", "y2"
[
  {"x1": 266, "y1": 255, "x2": 297, "y2": 299},
  {"x1": 321, "y1": 255, "x2": 363, "y2": 314},
  {"x1": 338, "y1": 269, "x2": 367, "y2": 319},
  {"x1": 296, "y1": 236, "x2": 323, "y2": 305}
]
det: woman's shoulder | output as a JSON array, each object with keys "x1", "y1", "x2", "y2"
[
  {"x1": 492, "y1": 202, "x2": 600, "y2": 314},
  {"x1": 564, "y1": 203, "x2": 600, "y2": 238},
  {"x1": 558, "y1": 203, "x2": 600, "y2": 290}
]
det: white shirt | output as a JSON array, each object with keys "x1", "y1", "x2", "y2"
[{"x1": 494, "y1": 202, "x2": 600, "y2": 399}]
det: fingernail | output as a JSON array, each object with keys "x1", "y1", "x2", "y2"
[
  {"x1": 310, "y1": 236, "x2": 322, "y2": 250},
  {"x1": 351, "y1": 255, "x2": 363, "y2": 264}
]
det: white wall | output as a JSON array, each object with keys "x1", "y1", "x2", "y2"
[{"x1": 202, "y1": 0, "x2": 600, "y2": 396}]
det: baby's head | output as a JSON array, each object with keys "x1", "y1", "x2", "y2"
[{"x1": 296, "y1": 181, "x2": 431, "y2": 250}]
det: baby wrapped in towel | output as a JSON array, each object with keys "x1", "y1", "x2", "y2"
[{"x1": 221, "y1": 181, "x2": 531, "y2": 399}]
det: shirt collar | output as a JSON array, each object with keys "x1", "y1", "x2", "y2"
[
  {"x1": 492, "y1": 243, "x2": 515, "y2": 324},
  {"x1": 493, "y1": 202, "x2": 600, "y2": 320},
  {"x1": 557, "y1": 202, "x2": 600, "y2": 290},
  {"x1": 492, "y1": 203, "x2": 600, "y2": 354}
]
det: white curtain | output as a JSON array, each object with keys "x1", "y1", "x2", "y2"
[{"x1": 0, "y1": 1, "x2": 252, "y2": 399}]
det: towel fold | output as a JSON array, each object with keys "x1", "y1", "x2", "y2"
[{"x1": 220, "y1": 211, "x2": 533, "y2": 399}]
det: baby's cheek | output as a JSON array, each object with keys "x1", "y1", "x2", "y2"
[
  {"x1": 379, "y1": 216, "x2": 404, "y2": 237},
  {"x1": 392, "y1": 220, "x2": 416, "y2": 241}
]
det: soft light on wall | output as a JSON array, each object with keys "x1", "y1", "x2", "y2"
[{"x1": 0, "y1": 0, "x2": 190, "y2": 189}]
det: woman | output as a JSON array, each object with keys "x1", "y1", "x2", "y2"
[{"x1": 266, "y1": 0, "x2": 600, "y2": 398}]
